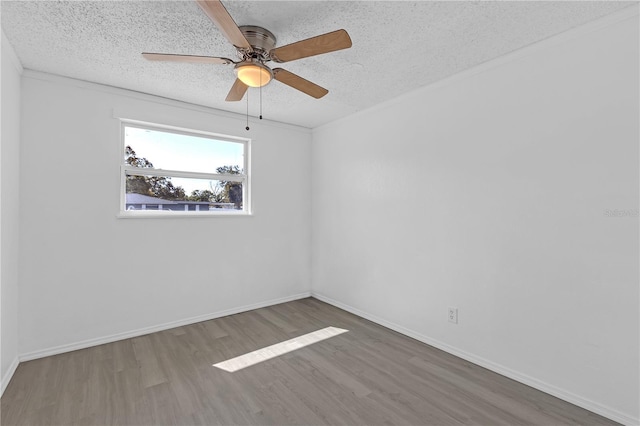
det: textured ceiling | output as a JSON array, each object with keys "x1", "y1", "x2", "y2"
[{"x1": 1, "y1": 1, "x2": 634, "y2": 128}]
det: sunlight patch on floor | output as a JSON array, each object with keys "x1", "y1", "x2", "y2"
[{"x1": 213, "y1": 326, "x2": 348, "y2": 372}]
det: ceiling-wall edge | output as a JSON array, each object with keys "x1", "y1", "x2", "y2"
[
  {"x1": 1, "y1": 30, "x2": 24, "y2": 74},
  {"x1": 312, "y1": 3, "x2": 639, "y2": 135},
  {"x1": 20, "y1": 69, "x2": 314, "y2": 134}
]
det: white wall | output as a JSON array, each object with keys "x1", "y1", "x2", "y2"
[
  {"x1": 311, "y1": 10, "x2": 639, "y2": 424},
  {"x1": 18, "y1": 73, "x2": 311, "y2": 356},
  {"x1": 1, "y1": 31, "x2": 22, "y2": 393}
]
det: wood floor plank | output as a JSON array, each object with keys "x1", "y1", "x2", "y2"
[
  {"x1": 1, "y1": 298, "x2": 620, "y2": 426},
  {"x1": 201, "y1": 318, "x2": 229, "y2": 339},
  {"x1": 131, "y1": 334, "x2": 168, "y2": 389},
  {"x1": 254, "y1": 306, "x2": 300, "y2": 334},
  {"x1": 111, "y1": 339, "x2": 138, "y2": 373}
]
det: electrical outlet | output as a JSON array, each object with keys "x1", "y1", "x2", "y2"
[{"x1": 448, "y1": 307, "x2": 458, "y2": 324}]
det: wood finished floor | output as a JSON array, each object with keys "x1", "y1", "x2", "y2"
[{"x1": 1, "y1": 298, "x2": 618, "y2": 426}]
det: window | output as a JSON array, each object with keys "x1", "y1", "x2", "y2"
[{"x1": 120, "y1": 121, "x2": 250, "y2": 216}]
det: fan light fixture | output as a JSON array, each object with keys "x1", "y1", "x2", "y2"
[
  {"x1": 235, "y1": 61, "x2": 272, "y2": 87},
  {"x1": 142, "y1": 0, "x2": 353, "y2": 130}
]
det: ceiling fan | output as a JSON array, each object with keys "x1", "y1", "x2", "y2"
[{"x1": 142, "y1": 0, "x2": 352, "y2": 102}]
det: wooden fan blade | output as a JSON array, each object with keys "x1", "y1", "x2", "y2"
[
  {"x1": 270, "y1": 29, "x2": 352, "y2": 63},
  {"x1": 142, "y1": 53, "x2": 234, "y2": 65},
  {"x1": 273, "y1": 68, "x2": 328, "y2": 99},
  {"x1": 196, "y1": 0, "x2": 252, "y2": 51},
  {"x1": 226, "y1": 79, "x2": 249, "y2": 101}
]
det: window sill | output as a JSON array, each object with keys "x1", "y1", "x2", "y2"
[{"x1": 117, "y1": 210, "x2": 252, "y2": 219}]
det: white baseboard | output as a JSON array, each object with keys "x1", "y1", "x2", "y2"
[
  {"x1": 19, "y1": 292, "x2": 311, "y2": 362},
  {"x1": 1, "y1": 356, "x2": 20, "y2": 397},
  {"x1": 311, "y1": 291, "x2": 639, "y2": 426}
]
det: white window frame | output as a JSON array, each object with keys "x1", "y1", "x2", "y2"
[{"x1": 118, "y1": 119, "x2": 251, "y2": 218}]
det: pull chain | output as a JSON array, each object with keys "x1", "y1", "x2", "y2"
[
  {"x1": 259, "y1": 72, "x2": 263, "y2": 120},
  {"x1": 245, "y1": 89, "x2": 250, "y2": 131}
]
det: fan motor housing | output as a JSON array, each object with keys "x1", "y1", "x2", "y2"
[{"x1": 239, "y1": 26, "x2": 276, "y2": 57}]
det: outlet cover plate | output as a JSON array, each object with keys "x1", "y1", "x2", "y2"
[{"x1": 448, "y1": 307, "x2": 458, "y2": 324}]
